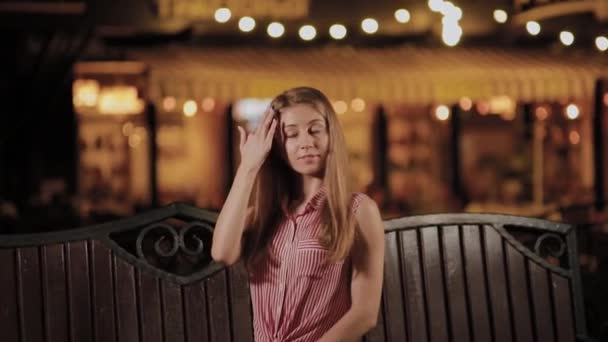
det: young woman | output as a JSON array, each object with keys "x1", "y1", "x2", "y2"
[{"x1": 211, "y1": 87, "x2": 385, "y2": 342}]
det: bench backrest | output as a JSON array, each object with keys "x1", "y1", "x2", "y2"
[
  {"x1": 0, "y1": 204, "x2": 589, "y2": 341},
  {"x1": 378, "y1": 214, "x2": 588, "y2": 342}
]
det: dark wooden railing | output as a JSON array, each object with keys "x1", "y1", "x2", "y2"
[
  {"x1": 511, "y1": 0, "x2": 599, "y2": 25},
  {"x1": 0, "y1": 203, "x2": 591, "y2": 341},
  {"x1": 513, "y1": 0, "x2": 593, "y2": 11}
]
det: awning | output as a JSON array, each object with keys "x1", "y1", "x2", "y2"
[{"x1": 128, "y1": 46, "x2": 606, "y2": 104}]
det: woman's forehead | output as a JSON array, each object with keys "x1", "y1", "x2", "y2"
[{"x1": 279, "y1": 104, "x2": 324, "y2": 125}]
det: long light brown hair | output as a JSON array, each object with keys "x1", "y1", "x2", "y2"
[{"x1": 243, "y1": 86, "x2": 356, "y2": 266}]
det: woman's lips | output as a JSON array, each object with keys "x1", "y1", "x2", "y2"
[{"x1": 299, "y1": 155, "x2": 320, "y2": 161}]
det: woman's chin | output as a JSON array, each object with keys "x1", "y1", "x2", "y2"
[{"x1": 293, "y1": 165, "x2": 324, "y2": 177}]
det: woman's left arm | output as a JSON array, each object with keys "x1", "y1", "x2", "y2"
[{"x1": 318, "y1": 196, "x2": 385, "y2": 342}]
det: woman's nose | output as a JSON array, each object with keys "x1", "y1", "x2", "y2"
[{"x1": 298, "y1": 133, "x2": 314, "y2": 149}]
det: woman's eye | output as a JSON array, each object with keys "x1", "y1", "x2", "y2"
[{"x1": 310, "y1": 126, "x2": 324, "y2": 134}]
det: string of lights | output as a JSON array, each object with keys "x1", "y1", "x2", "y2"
[{"x1": 209, "y1": 1, "x2": 606, "y2": 51}]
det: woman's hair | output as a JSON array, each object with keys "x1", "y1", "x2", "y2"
[{"x1": 243, "y1": 86, "x2": 356, "y2": 265}]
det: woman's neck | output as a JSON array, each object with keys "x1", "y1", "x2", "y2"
[
  {"x1": 301, "y1": 176, "x2": 324, "y2": 200},
  {"x1": 289, "y1": 176, "x2": 324, "y2": 214}
]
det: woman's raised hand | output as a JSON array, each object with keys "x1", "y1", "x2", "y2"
[{"x1": 237, "y1": 109, "x2": 278, "y2": 172}]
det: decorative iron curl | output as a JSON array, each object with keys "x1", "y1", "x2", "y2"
[
  {"x1": 533, "y1": 233, "x2": 566, "y2": 259},
  {"x1": 135, "y1": 222, "x2": 208, "y2": 262},
  {"x1": 179, "y1": 222, "x2": 207, "y2": 256}
]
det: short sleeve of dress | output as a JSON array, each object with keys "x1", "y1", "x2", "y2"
[{"x1": 351, "y1": 192, "x2": 370, "y2": 215}]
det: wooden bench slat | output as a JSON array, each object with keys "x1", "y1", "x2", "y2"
[
  {"x1": 17, "y1": 247, "x2": 44, "y2": 342},
  {"x1": 207, "y1": 269, "x2": 232, "y2": 341},
  {"x1": 421, "y1": 226, "x2": 449, "y2": 342},
  {"x1": 162, "y1": 281, "x2": 186, "y2": 342},
  {"x1": 229, "y1": 263, "x2": 254, "y2": 342},
  {"x1": 461, "y1": 225, "x2": 492, "y2": 342},
  {"x1": 0, "y1": 248, "x2": 20, "y2": 342},
  {"x1": 442, "y1": 226, "x2": 471, "y2": 342},
  {"x1": 113, "y1": 254, "x2": 140, "y2": 342},
  {"x1": 552, "y1": 274, "x2": 576, "y2": 342},
  {"x1": 66, "y1": 241, "x2": 93, "y2": 342},
  {"x1": 528, "y1": 260, "x2": 556, "y2": 342},
  {"x1": 400, "y1": 229, "x2": 427, "y2": 341},
  {"x1": 137, "y1": 270, "x2": 162, "y2": 342},
  {"x1": 505, "y1": 243, "x2": 534, "y2": 341},
  {"x1": 91, "y1": 240, "x2": 117, "y2": 342},
  {"x1": 41, "y1": 244, "x2": 69, "y2": 342},
  {"x1": 183, "y1": 282, "x2": 210, "y2": 341},
  {"x1": 382, "y1": 232, "x2": 407, "y2": 340},
  {"x1": 483, "y1": 225, "x2": 514, "y2": 342}
]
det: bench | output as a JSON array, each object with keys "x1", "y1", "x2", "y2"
[{"x1": 0, "y1": 203, "x2": 590, "y2": 341}]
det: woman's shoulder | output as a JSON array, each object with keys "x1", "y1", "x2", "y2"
[
  {"x1": 350, "y1": 192, "x2": 384, "y2": 237},
  {"x1": 351, "y1": 192, "x2": 374, "y2": 214}
]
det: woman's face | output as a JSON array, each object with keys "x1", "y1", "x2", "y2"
[{"x1": 278, "y1": 104, "x2": 329, "y2": 177}]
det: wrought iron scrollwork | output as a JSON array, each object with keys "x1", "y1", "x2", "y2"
[
  {"x1": 534, "y1": 233, "x2": 566, "y2": 259},
  {"x1": 130, "y1": 221, "x2": 213, "y2": 276},
  {"x1": 179, "y1": 223, "x2": 206, "y2": 256}
]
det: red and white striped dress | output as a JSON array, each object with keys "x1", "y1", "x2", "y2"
[{"x1": 247, "y1": 187, "x2": 367, "y2": 342}]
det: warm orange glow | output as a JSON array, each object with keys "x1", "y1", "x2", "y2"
[
  {"x1": 163, "y1": 96, "x2": 177, "y2": 112},
  {"x1": 73, "y1": 79, "x2": 100, "y2": 107},
  {"x1": 201, "y1": 97, "x2": 216, "y2": 112},
  {"x1": 459, "y1": 97, "x2": 472, "y2": 111},
  {"x1": 122, "y1": 122, "x2": 134, "y2": 136},
  {"x1": 351, "y1": 98, "x2": 366, "y2": 112},
  {"x1": 98, "y1": 86, "x2": 144, "y2": 115},
  {"x1": 501, "y1": 111, "x2": 516, "y2": 121},
  {"x1": 569, "y1": 130, "x2": 580, "y2": 145},
  {"x1": 489, "y1": 95, "x2": 515, "y2": 115},
  {"x1": 535, "y1": 106, "x2": 549, "y2": 120},
  {"x1": 128, "y1": 127, "x2": 147, "y2": 148},
  {"x1": 333, "y1": 100, "x2": 347, "y2": 114},
  {"x1": 129, "y1": 133, "x2": 142, "y2": 148},
  {"x1": 476, "y1": 101, "x2": 490, "y2": 115}
]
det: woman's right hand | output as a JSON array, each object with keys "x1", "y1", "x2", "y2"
[{"x1": 237, "y1": 109, "x2": 278, "y2": 173}]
